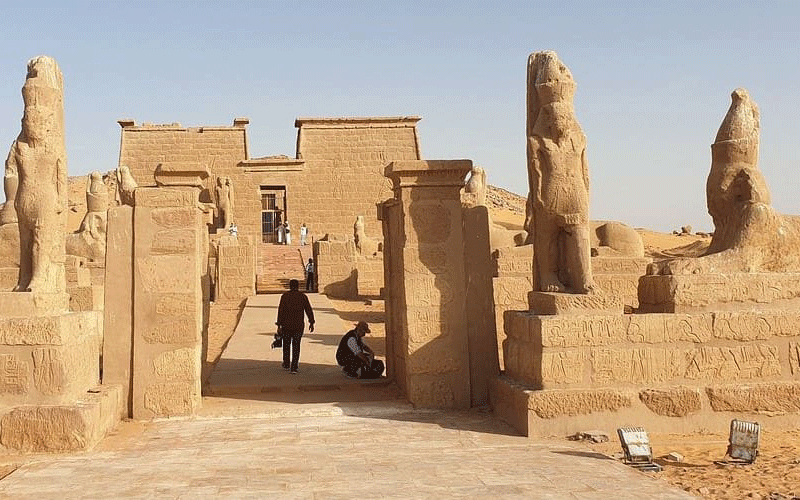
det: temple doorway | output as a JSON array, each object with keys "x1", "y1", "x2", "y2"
[{"x1": 260, "y1": 186, "x2": 286, "y2": 243}]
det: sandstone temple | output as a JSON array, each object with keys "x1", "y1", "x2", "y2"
[{"x1": 0, "y1": 52, "x2": 798, "y2": 452}]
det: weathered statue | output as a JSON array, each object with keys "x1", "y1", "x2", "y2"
[
  {"x1": 354, "y1": 215, "x2": 378, "y2": 255},
  {"x1": 215, "y1": 176, "x2": 234, "y2": 228},
  {"x1": 9, "y1": 56, "x2": 67, "y2": 293},
  {"x1": 0, "y1": 153, "x2": 18, "y2": 225},
  {"x1": 526, "y1": 51, "x2": 595, "y2": 293},
  {"x1": 66, "y1": 171, "x2": 108, "y2": 261},
  {"x1": 652, "y1": 88, "x2": 800, "y2": 275},
  {"x1": 115, "y1": 165, "x2": 137, "y2": 206},
  {"x1": 465, "y1": 166, "x2": 487, "y2": 206}
]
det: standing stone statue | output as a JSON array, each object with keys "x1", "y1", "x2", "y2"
[
  {"x1": 652, "y1": 88, "x2": 800, "y2": 275},
  {"x1": 115, "y1": 165, "x2": 137, "y2": 206},
  {"x1": 7, "y1": 56, "x2": 67, "y2": 293},
  {"x1": 215, "y1": 176, "x2": 234, "y2": 229},
  {"x1": 66, "y1": 171, "x2": 108, "y2": 261},
  {"x1": 465, "y1": 166, "x2": 487, "y2": 206},
  {"x1": 526, "y1": 51, "x2": 595, "y2": 293},
  {"x1": 0, "y1": 152, "x2": 19, "y2": 225}
]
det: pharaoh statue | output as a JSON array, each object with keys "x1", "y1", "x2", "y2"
[
  {"x1": 652, "y1": 88, "x2": 800, "y2": 275},
  {"x1": 215, "y1": 176, "x2": 234, "y2": 228},
  {"x1": 8, "y1": 56, "x2": 67, "y2": 293},
  {"x1": 465, "y1": 166, "x2": 487, "y2": 206},
  {"x1": 115, "y1": 165, "x2": 137, "y2": 206},
  {"x1": 66, "y1": 171, "x2": 108, "y2": 262},
  {"x1": 526, "y1": 50, "x2": 595, "y2": 293},
  {"x1": 0, "y1": 153, "x2": 18, "y2": 225}
]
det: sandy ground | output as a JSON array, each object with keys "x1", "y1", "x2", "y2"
[{"x1": 327, "y1": 298, "x2": 800, "y2": 500}]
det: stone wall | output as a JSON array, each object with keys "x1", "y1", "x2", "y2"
[
  {"x1": 314, "y1": 237, "x2": 384, "y2": 299},
  {"x1": 214, "y1": 235, "x2": 256, "y2": 301}
]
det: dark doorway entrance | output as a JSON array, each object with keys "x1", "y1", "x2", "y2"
[{"x1": 260, "y1": 186, "x2": 286, "y2": 243}]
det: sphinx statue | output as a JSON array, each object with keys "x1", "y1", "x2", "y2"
[
  {"x1": 465, "y1": 166, "x2": 487, "y2": 207},
  {"x1": 526, "y1": 51, "x2": 596, "y2": 293},
  {"x1": 7, "y1": 56, "x2": 67, "y2": 293},
  {"x1": 66, "y1": 171, "x2": 108, "y2": 262},
  {"x1": 652, "y1": 88, "x2": 800, "y2": 275},
  {"x1": 354, "y1": 215, "x2": 379, "y2": 255}
]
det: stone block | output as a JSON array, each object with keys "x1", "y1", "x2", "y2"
[
  {"x1": 638, "y1": 272, "x2": 800, "y2": 313},
  {"x1": 528, "y1": 291, "x2": 623, "y2": 315},
  {"x1": 0, "y1": 291, "x2": 68, "y2": 316},
  {"x1": 706, "y1": 382, "x2": 800, "y2": 414},
  {"x1": 639, "y1": 387, "x2": 702, "y2": 417},
  {"x1": 0, "y1": 223, "x2": 19, "y2": 268},
  {"x1": 0, "y1": 384, "x2": 122, "y2": 452},
  {"x1": 68, "y1": 286, "x2": 102, "y2": 312},
  {"x1": 0, "y1": 268, "x2": 17, "y2": 291},
  {"x1": 0, "y1": 311, "x2": 101, "y2": 406},
  {"x1": 591, "y1": 256, "x2": 650, "y2": 275}
]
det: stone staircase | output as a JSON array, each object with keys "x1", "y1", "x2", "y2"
[{"x1": 256, "y1": 243, "x2": 312, "y2": 293}]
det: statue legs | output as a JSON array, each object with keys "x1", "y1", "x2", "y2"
[
  {"x1": 534, "y1": 215, "x2": 565, "y2": 292},
  {"x1": 564, "y1": 223, "x2": 596, "y2": 293}
]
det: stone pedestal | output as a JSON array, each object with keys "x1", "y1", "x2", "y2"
[
  {"x1": 382, "y1": 160, "x2": 473, "y2": 409},
  {"x1": 638, "y1": 272, "x2": 800, "y2": 313},
  {"x1": 0, "y1": 291, "x2": 68, "y2": 316},
  {"x1": 215, "y1": 235, "x2": 255, "y2": 301},
  {"x1": 528, "y1": 291, "x2": 623, "y2": 315}
]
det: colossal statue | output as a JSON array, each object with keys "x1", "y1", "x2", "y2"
[
  {"x1": 115, "y1": 165, "x2": 137, "y2": 206},
  {"x1": 215, "y1": 175, "x2": 234, "y2": 228},
  {"x1": 66, "y1": 171, "x2": 108, "y2": 261},
  {"x1": 652, "y1": 88, "x2": 800, "y2": 275},
  {"x1": 526, "y1": 51, "x2": 595, "y2": 293},
  {"x1": 8, "y1": 56, "x2": 67, "y2": 293},
  {"x1": 0, "y1": 152, "x2": 18, "y2": 225}
]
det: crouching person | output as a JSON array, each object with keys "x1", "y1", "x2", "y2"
[{"x1": 336, "y1": 321, "x2": 384, "y2": 379}]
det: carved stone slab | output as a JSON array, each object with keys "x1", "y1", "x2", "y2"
[
  {"x1": 528, "y1": 291, "x2": 623, "y2": 315},
  {"x1": 639, "y1": 273, "x2": 800, "y2": 313}
]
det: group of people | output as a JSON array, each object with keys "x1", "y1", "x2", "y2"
[
  {"x1": 276, "y1": 222, "x2": 310, "y2": 246},
  {"x1": 275, "y1": 279, "x2": 384, "y2": 378}
]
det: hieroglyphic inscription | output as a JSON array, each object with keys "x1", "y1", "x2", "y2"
[
  {"x1": 626, "y1": 314, "x2": 713, "y2": 344},
  {"x1": 790, "y1": 342, "x2": 800, "y2": 376},
  {"x1": 32, "y1": 348, "x2": 65, "y2": 395},
  {"x1": 136, "y1": 188, "x2": 196, "y2": 208},
  {"x1": 0, "y1": 317, "x2": 59, "y2": 345},
  {"x1": 404, "y1": 274, "x2": 454, "y2": 308},
  {"x1": 713, "y1": 311, "x2": 800, "y2": 341},
  {"x1": 150, "y1": 207, "x2": 197, "y2": 229},
  {"x1": 155, "y1": 294, "x2": 196, "y2": 317},
  {"x1": 541, "y1": 351, "x2": 584, "y2": 385},
  {"x1": 591, "y1": 348, "x2": 684, "y2": 385},
  {"x1": 137, "y1": 256, "x2": 194, "y2": 292},
  {"x1": 407, "y1": 202, "x2": 451, "y2": 244},
  {"x1": 643, "y1": 273, "x2": 800, "y2": 310},
  {"x1": 684, "y1": 345, "x2": 781, "y2": 381},
  {"x1": 407, "y1": 307, "x2": 445, "y2": 346},
  {"x1": 591, "y1": 257, "x2": 650, "y2": 275},
  {"x1": 150, "y1": 229, "x2": 196, "y2": 255},
  {"x1": 152, "y1": 348, "x2": 198, "y2": 379},
  {"x1": 0, "y1": 354, "x2": 27, "y2": 394},
  {"x1": 538, "y1": 316, "x2": 626, "y2": 348},
  {"x1": 144, "y1": 321, "x2": 198, "y2": 344},
  {"x1": 143, "y1": 381, "x2": 199, "y2": 416}
]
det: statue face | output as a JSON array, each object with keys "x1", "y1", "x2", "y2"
[{"x1": 22, "y1": 105, "x2": 54, "y2": 141}]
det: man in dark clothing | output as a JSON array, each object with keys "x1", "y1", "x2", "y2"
[
  {"x1": 336, "y1": 321, "x2": 384, "y2": 379},
  {"x1": 305, "y1": 258, "x2": 315, "y2": 292},
  {"x1": 276, "y1": 279, "x2": 315, "y2": 373}
]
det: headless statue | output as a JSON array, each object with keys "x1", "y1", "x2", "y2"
[
  {"x1": 66, "y1": 171, "x2": 108, "y2": 261},
  {"x1": 465, "y1": 166, "x2": 487, "y2": 207},
  {"x1": 527, "y1": 51, "x2": 596, "y2": 293},
  {"x1": 10, "y1": 56, "x2": 67, "y2": 293},
  {"x1": 216, "y1": 176, "x2": 234, "y2": 228},
  {"x1": 115, "y1": 165, "x2": 137, "y2": 206}
]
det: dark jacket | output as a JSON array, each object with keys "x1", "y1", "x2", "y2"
[
  {"x1": 336, "y1": 329, "x2": 363, "y2": 366},
  {"x1": 276, "y1": 290, "x2": 314, "y2": 332}
]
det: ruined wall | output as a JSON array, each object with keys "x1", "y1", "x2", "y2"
[
  {"x1": 314, "y1": 238, "x2": 384, "y2": 299},
  {"x1": 117, "y1": 120, "x2": 260, "y2": 241}
]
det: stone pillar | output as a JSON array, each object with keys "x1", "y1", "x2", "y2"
[
  {"x1": 384, "y1": 160, "x2": 472, "y2": 409},
  {"x1": 131, "y1": 188, "x2": 203, "y2": 419},
  {"x1": 102, "y1": 205, "x2": 134, "y2": 416},
  {"x1": 215, "y1": 235, "x2": 255, "y2": 301}
]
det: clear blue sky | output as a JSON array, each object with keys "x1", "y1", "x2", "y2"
[{"x1": 2, "y1": 1, "x2": 799, "y2": 231}]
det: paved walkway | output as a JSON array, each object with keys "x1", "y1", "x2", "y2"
[
  {"x1": 0, "y1": 401, "x2": 695, "y2": 499},
  {"x1": 206, "y1": 293, "x2": 390, "y2": 397}
]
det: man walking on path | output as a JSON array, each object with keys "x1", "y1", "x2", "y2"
[
  {"x1": 336, "y1": 321, "x2": 384, "y2": 379},
  {"x1": 305, "y1": 258, "x2": 315, "y2": 292},
  {"x1": 276, "y1": 279, "x2": 314, "y2": 373}
]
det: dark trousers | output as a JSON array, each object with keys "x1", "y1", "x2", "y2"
[
  {"x1": 306, "y1": 272, "x2": 314, "y2": 291},
  {"x1": 341, "y1": 354, "x2": 384, "y2": 379},
  {"x1": 282, "y1": 329, "x2": 303, "y2": 371}
]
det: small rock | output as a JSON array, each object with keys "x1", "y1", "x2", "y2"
[
  {"x1": 698, "y1": 487, "x2": 710, "y2": 495},
  {"x1": 681, "y1": 225, "x2": 693, "y2": 234},
  {"x1": 667, "y1": 452, "x2": 684, "y2": 462},
  {"x1": 567, "y1": 430, "x2": 609, "y2": 443}
]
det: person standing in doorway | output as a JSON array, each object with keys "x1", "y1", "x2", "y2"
[
  {"x1": 277, "y1": 221, "x2": 284, "y2": 244},
  {"x1": 305, "y1": 258, "x2": 315, "y2": 292},
  {"x1": 300, "y1": 223, "x2": 308, "y2": 246},
  {"x1": 284, "y1": 221, "x2": 292, "y2": 245},
  {"x1": 276, "y1": 279, "x2": 314, "y2": 373}
]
